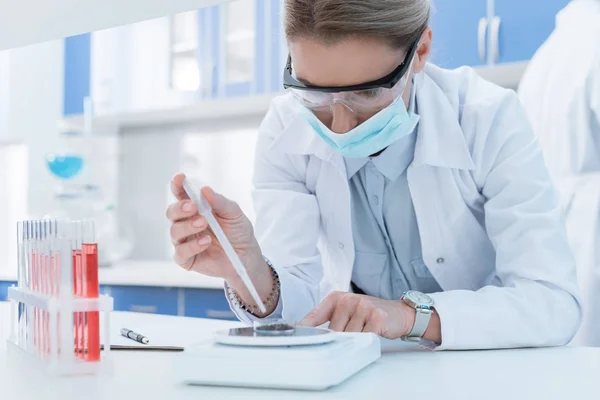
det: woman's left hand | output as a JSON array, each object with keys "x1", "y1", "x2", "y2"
[{"x1": 299, "y1": 291, "x2": 416, "y2": 339}]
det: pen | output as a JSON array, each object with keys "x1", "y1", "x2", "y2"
[{"x1": 120, "y1": 328, "x2": 149, "y2": 344}]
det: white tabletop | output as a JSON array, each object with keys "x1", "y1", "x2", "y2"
[
  {"x1": 1, "y1": 302, "x2": 599, "y2": 400},
  {"x1": 0, "y1": 260, "x2": 225, "y2": 289}
]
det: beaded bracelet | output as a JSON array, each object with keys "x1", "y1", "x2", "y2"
[{"x1": 226, "y1": 258, "x2": 280, "y2": 316}]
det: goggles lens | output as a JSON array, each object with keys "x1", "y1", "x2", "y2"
[{"x1": 290, "y1": 64, "x2": 412, "y2": 114}]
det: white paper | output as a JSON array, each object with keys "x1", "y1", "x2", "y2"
[{"x1": 101, "y1": 311, "x2": 242, "y2": 350}]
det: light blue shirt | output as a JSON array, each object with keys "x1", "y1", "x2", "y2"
[{"x1": 344, "y1": 86, "x2": 442, "y2": 300}]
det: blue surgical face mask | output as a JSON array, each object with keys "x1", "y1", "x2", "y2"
[{"x1": 299, "y1": 81, "x2": 419, "y2": 159}]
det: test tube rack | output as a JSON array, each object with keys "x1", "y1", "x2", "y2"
[{"x1": 6, "y1": 219, "x2": 114, "y2": 376}]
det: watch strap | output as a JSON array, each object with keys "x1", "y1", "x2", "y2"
[{"x1": 403, "y1": 307, "x2": 432, "y2": 341}]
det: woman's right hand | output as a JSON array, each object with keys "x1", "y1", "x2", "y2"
[
  {"x1": 166, "y1": 173, "x2": 263, "y2": 281},
  {"x1": 166, "y1": 173, "x2": 276, "y2": 315}
]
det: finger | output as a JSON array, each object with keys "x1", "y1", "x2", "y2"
[
  {"x1": 202, "y1": 186, "x2": 244, "y2": 220},
  {"x1": 170, "y1": 173, "x2": 190, "y2": 201},
  {"x1": 173, "y1": 235, "x2": 212, "y2": 269},
  {"x1": 344, "y1": 315, "x2": 366, "y2": 333},
  {"x1": 298, "y1": 292, "x2": 341, "y2": 327},
  {"x1": 170, "y1": 216, "x2": 208, "y2": 244},
  {"x1": 166, "y1": 200, "x2": 197, "y2": 222},
  {"x1": 344, "y1": 303, "x2": 368, "y2": 333},
  {"x1": 328, "y1": 295, "x2": 359, "y2": 332}
]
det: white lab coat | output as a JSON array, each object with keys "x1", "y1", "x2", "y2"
[
  {"x1": 250, "y1": 63, "x2": 582, "y2": 350},
  {"x1": 518, "y1": 0, "x2": 600, "y2": 346}
]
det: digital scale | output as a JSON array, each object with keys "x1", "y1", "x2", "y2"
[{"x1": 173, "y1": 322, "x2": 381, "y2": 391}]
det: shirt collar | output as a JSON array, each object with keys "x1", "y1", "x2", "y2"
[{"x1": 345, "y1": 80, "x2": 418, "y2": 180}]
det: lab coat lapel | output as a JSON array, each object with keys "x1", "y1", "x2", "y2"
[
  {"x1": 411, "y1": 69, "x2": 475, "y2": 170},
  {"x1": 270, "y1": 112, "x2": 355, "y2": 285},
  {"x1": 407, "y1": 70, "x2": 476, "y2": 289}
]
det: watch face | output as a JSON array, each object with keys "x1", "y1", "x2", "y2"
[{"x1": 405, "y1": 291, "x2": 434, "y2": 307}]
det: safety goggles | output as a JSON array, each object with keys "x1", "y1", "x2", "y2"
[{"x1": 283, "y1": 38, "x2": 419, "y2": 114}]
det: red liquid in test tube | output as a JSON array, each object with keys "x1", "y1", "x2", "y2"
[
  {"x1": 49, "y1": 221, "x2": 58, "y2": 357},
  {"x1": 82, "y1": 221, "x2": 100, "y2": 362},
  {"x1": 42, "y1": 222, "x2": 49, "y2": 358},
  {"x1": 72, "y1": 249, "x2": 78, "y2": 357},
  {"x1": 42, "y1": 243, "x2": 47, "y2": 357},
  {"x1": 72, "y1": 221, "x2": 83, "y2": 359},
  {"x1": 73, "y1": 248, "x2": 83, "y2": 358},
  {"x1": 32, "y1": 251, "x2": 37, "y2": 352}
]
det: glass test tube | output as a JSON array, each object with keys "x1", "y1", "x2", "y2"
[
  {"x1": 56, "y1": 220, "x2": 75, "y2": 364},
  {"x1": 41, "y1": 221, "x2": 47, "y2": 357},
  {"x1": 73, "y1": 220, "x2": 83, "y2": 359},
  {"x1": 33, "y1": 221, "x2": 39, "y2": 355},
  {"x1": 82, "y1": 220, "x2": 100, "y2": 361},
  {"x1": 16, "y1": 222, "x2": 25, "y2": 347},
  {"x1": 25, "y1": 221, "x2": 33, "y2": 353},
  {"x1": 16, "y1": 223, "x2": 22, "y2": 333},
  {"x1": 46, "y1": 221, "x2": 53, "y2": 357}
]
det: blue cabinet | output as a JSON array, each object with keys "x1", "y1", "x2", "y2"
[
  {"x1": 2, "y1": 281, "x2": 236, "y2": 321},
  {"x1": 63, "y1": 33, "x2": 91, "y2": 116},
  {"x1": 0, "y1": 281, "x2": 16, "y2": 301},
  {"x1": 429, "y1": 0, "x2": 488, "y2": 68},
  {"x1": 430, "y1": 0, "x2": 569, "y2": 68},
  {"x1": 103, "y1": 285, "x2": 179, "y2": 315},
  {"x1": 184, "y1": 288, "x2": 236, "y2": 320},
  {"x1": 494, "y1": 0, "x2": 569, "y2": 63}
]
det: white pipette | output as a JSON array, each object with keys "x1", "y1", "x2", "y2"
[{"x1": 182, "y1": 178, "x2": 267, "y2": 314}]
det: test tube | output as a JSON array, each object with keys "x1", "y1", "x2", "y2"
[
  {"x1": 56, "y1": 221, "x2": 74, "y2": 364},
  {"x1": 47, "y1": 220, "x2": 56, "y2": 357},
  {"x1": 82, "y1": 220, "x2": 100, "y2": 361},
  {"x1": 16, "y1": 222, "x2": 23, "y2": 346},
  {"x1": 33, "y1": 221, "x2": 39, "y2": 355},
  {"x1": 44, "y1": 220, "x2": 54, "y2": 357},
  {"x1": 25, "y1": 221, "x2": 33, "y2": 353},
  {"x1": 72, "y1": 220, "x2": 82, "y2": 358},
  {"x1": 46, "y1": 220, "x2": 52, "y2": 357},
  {"x1": 17, "y1": 222, "x2": 23, "y2": 288},
  {"x1": 40, "y1": 221, "x2": 45, "y2": 357}
]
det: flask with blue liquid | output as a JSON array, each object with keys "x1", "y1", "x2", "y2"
[
  {"x1": 46, "y1": 152, "x2": 84, "y2": 179},
  {"x1": 47, "y1": 98, "x2": 92, "y2": 181}
]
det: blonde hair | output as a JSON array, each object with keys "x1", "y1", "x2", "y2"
[{"x1": 284, "y1": 0, "x2": 431, "y2": 49}]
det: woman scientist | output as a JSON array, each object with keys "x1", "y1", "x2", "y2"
[{"x1": 166, "y1": 0, "x2": 582, "y2": 349}]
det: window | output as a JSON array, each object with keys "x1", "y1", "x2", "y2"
[
  {"x1": 169, "y1": 11, "x2": 200, "y2": 92},
  {"x1": 0, "y1": 50, "x2": 9, "y2": 138},
  {"x1": 224, "y1": 0, "x2": 255, "y2": 85}
]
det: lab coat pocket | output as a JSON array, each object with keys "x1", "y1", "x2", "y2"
[{"x1": 351, "y1": 252, "x2": 388, "y2": 293}]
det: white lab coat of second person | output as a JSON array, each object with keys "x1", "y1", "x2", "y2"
[
  {"x1": 250, "y1": 63, "x2": 582, "y2": 350},
  {"x1": 519, "y1": 0, "x2": 600, "y2": 347}
]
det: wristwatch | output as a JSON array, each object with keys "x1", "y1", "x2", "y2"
[{"x1": 400, "y1": 290, "x2": 434, "y2": 342}]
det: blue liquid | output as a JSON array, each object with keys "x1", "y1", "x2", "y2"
[{"x1": 46, "y1": 154, "x2": 84, "y2": 179}]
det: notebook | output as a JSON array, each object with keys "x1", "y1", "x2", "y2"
[
  {"x1": 99, "y1": 313, "x2": 242, "y2": 351},
  {"x1": 101, "y1": 325, "x2": 185, "y2": 351}
]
